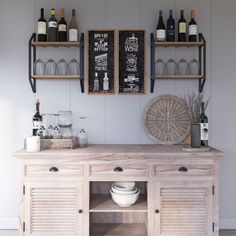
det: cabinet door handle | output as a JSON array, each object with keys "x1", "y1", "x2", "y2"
[
  {"x1": 49, "y1": 167, "x2": 59, "y2": 172},
  {"x1": 178, "y1": 166, "x2": 188, "y2": 172},
  {"x1": 155, "y1": 209, "x2": 160, "y2": 214},
  {"x1": 78, "y1": 209, "x2": 83, "y2": 213},
  {"x1": 114, "y1": 167, "x2": 123, "y2": 172}
]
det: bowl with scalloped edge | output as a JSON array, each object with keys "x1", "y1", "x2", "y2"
[
  {"x1": 111, "y1": 186, "x2": 138, "y2": 195},
  {"x1": 113, "y1": 181, "x2": 136, "y2": 191},
  {"x1": 110, "y1": 189, "x2": 140, "y2": 207}
]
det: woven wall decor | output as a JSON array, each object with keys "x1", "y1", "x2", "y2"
[{"x1": 144, "y1": 95, "x2": 190, "y2": 144}]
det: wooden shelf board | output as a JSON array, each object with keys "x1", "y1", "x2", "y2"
[
  {"x1": 154, "y1": 41, "x2": 203, "y2": 47},
  {"x1": 90, "y1": 223, "x2": 147, "y2": 236},
  {"x1": 90, "y1": 194, "x2": 147, "y2": 213},
  {"x1": 154, "y1": 75, "x2": 203, "y2": 80},
  {"x1": 32, "y1": 41, "x2": 80, "y2": 47},
  {"x1": 32, "y1": 75, "x2": 80, "y2": 80}
]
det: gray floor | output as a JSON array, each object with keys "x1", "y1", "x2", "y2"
[{"x1": 0, "y1": 230, "x2": 235, "y2": 236}]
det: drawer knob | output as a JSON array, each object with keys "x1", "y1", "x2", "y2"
[
  {"x1": 155, "y1": 209, "x2": 159, "y2": 214},
  {"x1": 49, "y1": 167, "x2": 59, "y2": 172},
  {"x1": 78, "y1": 209, "x2": 83, "y2": 213},
  {"x1": 114, "y1": 167, "x2": 123, "y2": 172},
  {"x1": 178, "y1": 166, "x2": 188, "y2": 172}
]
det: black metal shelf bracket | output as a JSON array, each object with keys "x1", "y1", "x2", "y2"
[
  {"x1": 80, "y1": 33, "x2": 85, "y2": 93},
  {"x1": 150, "y1": 32, "x2": 207, "y2": 93},
  {"x1": 199, "y1": 33, "x2": 206, "y2": 93},
  {"x1": 28, "y1": 32, "x2": 85, "y2": 93},
  {"x1": 150, "y1": 33, "x2": 155, "y2": 93},
  {"x1": 29, "y1": 33, "x2": 36, "y2": 93}
]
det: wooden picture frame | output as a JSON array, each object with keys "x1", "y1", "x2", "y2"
[
  {"x1": 88, "y1": 30, "x2": 115, "y2": 94},
  {"x1": 119, "y1": 30, "x2": 145, "y2": 94}
]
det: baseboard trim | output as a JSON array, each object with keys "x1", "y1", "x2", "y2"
[
  {"x1": 0, "y1": 217, "x2": 235, "y2": 230},
  {"x1": 0, "y1": 218, "x2": 18, "y2": 229},
  {"x1": 220, "y1": 218, "x2": 236, "y2": 229}
]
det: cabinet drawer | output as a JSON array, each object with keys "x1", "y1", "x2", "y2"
[
  {"x1": 25, "y1": 164, "x2": 84, "y2": 177},
  {"x1": 151, "y1": 164, "x2": 213, "y2": 177},
  {"x1": 90, "y1": 164, "x2": 149, "y2": 177}
]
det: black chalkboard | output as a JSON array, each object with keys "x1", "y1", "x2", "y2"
[
  {"x1": 88, "y1": 30, "x2": 115, "y2": 94},
  {"x1": 119, "y1": 30, "x2": 145, "y2": 94}
]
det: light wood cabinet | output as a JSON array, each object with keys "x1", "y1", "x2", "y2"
[
  {"x1": 23, "y1": 182, "x2": 84, "y2": 236},
  {"x1": 15, "y1": 144, "x2": 222, "y2": 236},
  {"x1": 153, "y1": 182, "x2": 213, "y2": 236}
]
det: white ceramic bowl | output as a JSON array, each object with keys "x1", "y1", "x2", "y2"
[
  {"x1": 113, "y1": 181, "x2": 136, "y2": 191},
  {"x1": 110, "y1": 189, "x2": 140, "y2": 207},
  {"x1": 111, "y1": 186, "x2": 138, "y2": 195}
]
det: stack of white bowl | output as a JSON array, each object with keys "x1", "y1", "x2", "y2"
[{"x1": 110, "y1": 181, "x2": 140, "y2": 207}]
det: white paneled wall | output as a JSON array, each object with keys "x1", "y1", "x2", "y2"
[{"x1": 0, "y1": 0, "x2": 235, "y2": 229}]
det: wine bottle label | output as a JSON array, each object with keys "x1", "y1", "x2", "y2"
[
  {"x1": 48, "y1": 21, "x2": 57, "y2": 28},
  {"x1": 156, "y1": 30, "x2": 166, "y2": 40},
  {"x1": 38, "y1": 22, "x2": 46, "y2": 34},
  {"x1": 179, "y1": 22, "x2": 186, "y2": 33},
  {"x1": 69, "y1": 29, "x2": 78, "y2": 41},
  {"x1": 200, "y1": 123, "x2": 209, "y2": 140},
  {"x1": 32, "y1": 121, "x2": 42, "y2": 129},
  {"x1": 59, "y1": 24, "x2": 67, "y2": 32},
  {"x1": 189, "y1": 25, "x2": 197, "y2": 35}
]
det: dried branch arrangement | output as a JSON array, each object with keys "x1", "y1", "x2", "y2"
[{"x1": 182, "y1": 91, "x2": 210, "y2": 124}]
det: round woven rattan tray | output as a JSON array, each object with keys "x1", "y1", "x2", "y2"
[{"x1": 144, "y1": 95, "x2": 190, "y2": 144}]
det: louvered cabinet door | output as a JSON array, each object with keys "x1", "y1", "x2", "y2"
[
  {"x1": 153, "y1": 182, "x2": 213, "y2": 236},
  {"x1": 24, "y1": 182, "x2": 83, "y2": 236}
]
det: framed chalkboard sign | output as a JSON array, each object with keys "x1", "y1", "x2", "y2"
[
  {"x1": 119, "y1": 30, "x2": 145, "y2": 94},
  {"x1": 88, "y1": 30, "x2": 115, "y2": 94}
]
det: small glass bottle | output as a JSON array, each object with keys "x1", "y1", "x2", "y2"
[
  {"x1": 103, "y1": 73, "x2": 109, "y2": 91},
  {"x1": 94, "y1": 72, "x2": 99, "y2": 92},
  {"x1": 78, "y1": 129, "x2": 88, "y2": 148}
]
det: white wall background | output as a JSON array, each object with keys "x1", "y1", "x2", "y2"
[{"x1": 0, "y1": 0, "x2": 235, "y2": 230}]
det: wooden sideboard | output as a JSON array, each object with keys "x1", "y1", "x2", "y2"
[{"x1": 15, "y1": 144, "x2": 223, "y2": 236}]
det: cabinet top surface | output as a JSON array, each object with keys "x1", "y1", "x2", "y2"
[{"x1": 15, "y1": 144, "x2": 223, "y2": 160}]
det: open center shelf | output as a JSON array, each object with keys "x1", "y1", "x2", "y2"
[
  {"x1": 91, "y1": 223, "x2": 147, "y2": 236},
  {"x1": 90, "y1": 194, "x2": 147, "y2": 213}
]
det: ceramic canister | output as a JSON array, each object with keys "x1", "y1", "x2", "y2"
[{"x1": 26, "y1": 136, "x2": 40, "y2": 152}]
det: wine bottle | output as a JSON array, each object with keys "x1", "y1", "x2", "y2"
[
  {"x1": 156, "y1": 10, "x2": 166, "y2": 41},
  {"x1": 48, "y1": 8, "x2": 58, "y2": 42},
  {"x1": 200, "y1": 102, "x2": 209, "y2": 146},
  {"x1": 69, "y1": 9, "x2": 79, "y2": 42},
  {"x1": 37, "y1": 8, "x2": 47, "y2": 42},
  {"x1": 58, "y1": 8, "x2": 67, "y2": 42},
  {"x1": 167, "y1": 10, "x2": 175, "y2": 42},
  {"x1": 189, "y1": 9, "x2": 198, "y2": 42},
  {"x1": 32, "y1": 99, "x2": 42, "y2": 136},
  {"x1": 178, "y1": 10, "x2": 187, "y2": 42},
  {"x1": 94, "y1": 72, "x2": 99, "y2": 92},
  {"x1": 103, "y1": 73, "x2": 109, "y2": 91}
]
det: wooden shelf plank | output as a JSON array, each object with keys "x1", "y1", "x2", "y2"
[
  {"x1": 154, "y1": 41, "x2": 203, "y2": 47},
  {"x1": 32, "y1": 42, "x2": 80, "y2": 47},
  {"x1": 90, "y1": 194, "x2": 147, "y2": 213},
  {"x1": 154, "y1": 75, "x2": 203, "y2": 80},
  {"x1": 90, "y1": 223, "x2": 147, "y2": 236},
  {"x1": 32, "y1": 75, "x2": 80, "y2": 80}
]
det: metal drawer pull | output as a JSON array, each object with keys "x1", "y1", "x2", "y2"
[
  {"x1": 155, "y1": 209, "x2": 160, "y2": 214},
  {"x1": 178, "y1": 166, "x2": 188, "y2": 172},
  {"x1": 49, "y1": 167, "x2": 59, "y2": 172},
  {"x1": 78, "y1": 209, "x2": 83, "y2": 213},
  {"x1": 114, "y1": 167, "x2": 123, "y2": 172}
]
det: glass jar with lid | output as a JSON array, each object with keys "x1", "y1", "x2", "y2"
[
  {"x1": 56, "y1": 59, "x2": 68, "y2": 75},
  {"x1": 45, "y1": 59, "x2": 56, "y2": 75},
  {"x1": 68, "y1": 59, "x2": 80, "y2": 75},
  {"x1": 58, "y1": 111, "x2": 73, "y2": 127},
  {"x1": 34, "y1": 58, "x2": 45, "y2": 75}
]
